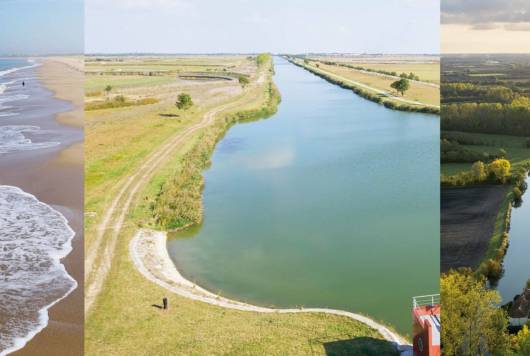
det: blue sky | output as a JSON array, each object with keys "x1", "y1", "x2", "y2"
[
  {"x1": 86, "y1": 0, "x2": 439, "y2": 54},
  {"x1": 0, "y1": 0, "x2": 84, "y2": 55}
]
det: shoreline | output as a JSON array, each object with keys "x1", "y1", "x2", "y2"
[
  {"x1": 0, "y1": 186, "x2": 77, "y2": 356},
  {"x1": 130, "y1": 228, "x2": 412, "y2": 354},
  {"x1": 8, "y1": 58, "x2": 84, "y2": 356},
  {"x1": 36, "y1": 58, "x2": 84, "y2": 128}
]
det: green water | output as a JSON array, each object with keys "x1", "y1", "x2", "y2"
[{"x1": 167, "y1": 57, "x2": 439, "y2": 335}]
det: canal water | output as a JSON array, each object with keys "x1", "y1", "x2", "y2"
[
  {"x1": 167, "y1": 57, "x2": 439, "y2": 335},
  {"x1": 498, "y1": 176, "x2": 530, "y2": 304}
]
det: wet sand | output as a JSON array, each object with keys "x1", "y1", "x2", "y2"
[{"x1": 2, "y1": 58, "x2": 84, "y2": 356}]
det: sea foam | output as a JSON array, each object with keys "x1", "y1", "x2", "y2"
[
  {"x1": 0, "y1": 126, "x2": 59, "y2": 154},
  {"x1": 0, "y1": 186, "x2": 77, "y2": 355},
  {"x1": 0, "y1": 63, "x2": 40, "y2": 78}
]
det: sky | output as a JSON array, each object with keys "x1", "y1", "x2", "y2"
[
  {"x1": 442, "y1": 0, "x2": 530, "y2": 53},
  {"x1": 85, "y1": 0, "x2": 439, "y2": 54},
  {"x1": 0, "y1": 0, "x2": 84, "y2": 55}
]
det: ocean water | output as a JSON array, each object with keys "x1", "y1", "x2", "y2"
[
  {"x1": 0, "y1": 186, "x2": 76, "y2": 355},
  {"x1": 0, "y1": 59, "x2": 57, "y2": 152},
  {"x1": 0, "y1": 59, "x2": 76, "y2": 355}
]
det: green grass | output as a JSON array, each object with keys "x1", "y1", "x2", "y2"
[
  {"x1": 475, "y1": 190, "x2": 512, "y2": 281},
  {"x1": 85, "y1": 97, "x2": 159, "y2": 111},
  {"x1": 85, "y1": 75, "x2": 176, "y2": 92},
  {"x1": 86, "y1": 230, "x2": 396, "y2": 355},
  {"x1": 441, "y1": 131, "x2": 530, "y2": 176},
  {"x1": 468, "y1": 73, "x2": 506, "y2": 77},
  {"x1": 484, "y1": 192, "x2": 512, "y2": 262}
]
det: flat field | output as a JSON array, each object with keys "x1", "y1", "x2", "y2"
[
  {"x1": 441, "y1": 185, "x2": 510, "y2": 272},
  {"x1": 441, "y1": 54, "x2": 530, "y2": 177},
  {"x1": 311, "y1": 55, "x2": 440, "y2": 84},
  {"x1": 303, "y1": 59, "x2": 440, "y2": 107}
]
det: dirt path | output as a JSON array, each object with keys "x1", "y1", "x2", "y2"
[
  {"x1": 84, "y1": 86, "x2": 258, "y2": 313},
  {"x1": 130, "y1": 229, "x2": 413, "y2": 355}
]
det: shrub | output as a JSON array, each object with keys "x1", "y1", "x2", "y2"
[
  {"x1": 176, "y1": 93, "x2": 193, "y2": 110},
  {"x1": 238, "y1": 75, "x2": 250, "y2": 87}
]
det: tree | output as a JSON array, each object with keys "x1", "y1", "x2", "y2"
[
  {"x1": 238, "y1": 75, "x2": 249, "y2": 87},
  {"x1": 489, "y1": 159, "x2": 511, "y2": 183},
  {"x1": 513, "y1": 186, "x2": 523, "y2": 201},
  {"x1": 115, "y1": 95, "x2": 126, "y2": 103},
  {"x1": 472, "y1": 161, "x2": 487, "y2": 182},
  {"x1": 104, "y1": 85, "x2": 112, "y2": 96},
  {"x1": 390, "y1": 78, "x2": 410, "y2": 96},
  {"x1": 441, "y1": 270, "x2": 509, "y2": 355},
  {"x1": 176, "y1": 93, "x2": 193, "y2": 110},
  {"x1": 256, "y1": 53, "x2": 269, "y2": 66}
]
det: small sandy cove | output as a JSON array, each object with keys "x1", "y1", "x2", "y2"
[{"x1": 130, "y1": 228, "x2": 413, "y2": 355}]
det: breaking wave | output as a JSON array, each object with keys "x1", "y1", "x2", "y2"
[
  {"x1": 0, "y1": 186, "x2": 77, "y2": 355},
  {"x1": 0, "y1": 126, "x2": 59, "y2": 154}
]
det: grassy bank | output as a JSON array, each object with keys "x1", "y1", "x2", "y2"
[
  {"x1": 477, "y1": 191, "x2": 513, "y2": 281},
  {"x1": 287, "y1": 58, "x2": 439, "y2": 114},
  {"x1": 153, "y1": 82, "x2": 280, "y2": 229},
  {"x1": 85, "y1": 55, "x2": 399, "y2": 355}
]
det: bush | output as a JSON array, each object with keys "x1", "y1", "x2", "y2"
[
  {"x1": 238, "y1": 75, "x2": 250, "y2": 87},
  {"x1": 480, "y1": 259, "x2": 503, "y2": 281},
  {"x1": 176, "y1": 93, "x2": 193, "y2": 110}
]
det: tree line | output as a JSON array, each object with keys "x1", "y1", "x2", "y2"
[
  {"x1": 442, "y1": 83, "x2": 515, "y2": 104},
  {"x1": 442, "y1": 97, "x2": 530, "y2": 136}
]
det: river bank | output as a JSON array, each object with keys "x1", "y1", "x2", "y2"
[
  {"x1": 286, "y1": 57, "x2": 440, "y2": 114},
  {"x1": 131, "y1": 229, "x2": 411, "y2": 353},
  {"x1": 0, "y1": 58, "x2": 83, "y2": 356},
  {"x1": 498, "y1": 175, "x2": 530, "y2": 303}
]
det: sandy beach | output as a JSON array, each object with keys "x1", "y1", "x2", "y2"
[{"x1": 0, "y1": 58, "x2": 83, "y2": 356}]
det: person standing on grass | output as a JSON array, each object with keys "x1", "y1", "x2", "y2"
[{"x1": 163, "y1": 297, "x2": 168, "y2": 310}]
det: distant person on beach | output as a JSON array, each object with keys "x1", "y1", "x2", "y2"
[{"x1": 22, "y1": 81, "x2": 25, "y2": 87}]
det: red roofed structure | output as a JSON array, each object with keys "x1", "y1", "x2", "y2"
[{"x1": 412, "y1": 294, "x2": 440, "y2": 356}]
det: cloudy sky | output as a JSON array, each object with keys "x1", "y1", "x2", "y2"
[
  {"x1": 85, "y1": 0, "x2": 439, "y2": 54},
  {"x1": 442, "y1": 0, "x2": 530, "y2": 53},
  {"x1": 0, "y1": 0, "x2": 83, "y2": 55}
]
